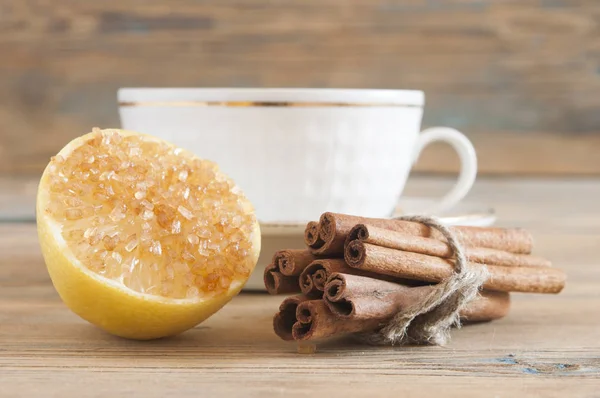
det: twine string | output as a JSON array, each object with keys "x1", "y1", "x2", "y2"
[{"x1": 356, "y1": 215, "x2": 489, "y2": 346}]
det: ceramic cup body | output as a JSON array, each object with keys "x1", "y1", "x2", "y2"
[{"x1": 118, "y1": 88, "x2": 476, "y2": 223}]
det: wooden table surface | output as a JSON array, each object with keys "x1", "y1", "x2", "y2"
[{"x1": 1, "y1": 178, "x2": 599, "y2": 397}]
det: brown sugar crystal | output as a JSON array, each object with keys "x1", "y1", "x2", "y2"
[{"x1": 45, "y1": 129, "x2": 258, "y2": 299}]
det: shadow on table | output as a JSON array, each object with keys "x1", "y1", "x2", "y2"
[{"x1": 57, "y1": 320, "x2": 382, "y2": 361}]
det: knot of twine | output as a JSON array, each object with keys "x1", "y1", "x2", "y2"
[{"x1": 356, "y1": 215, "x2": 489, "y2": 346}]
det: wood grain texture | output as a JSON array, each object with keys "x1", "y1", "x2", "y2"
[
  {"x1": 1, "y1": 0, "x2": 600, "y2": 176},
  {"x1": 1, "y1": 178, "x2": 599, "y2": 396}
]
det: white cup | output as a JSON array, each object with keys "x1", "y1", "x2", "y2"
[{"x1": 118, "y1": 88, "x2": 477, "y2": 223}]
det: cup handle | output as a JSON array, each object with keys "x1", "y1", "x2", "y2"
[{"x1": 410, "y1": 127, "x2": 477, "y2": 214}]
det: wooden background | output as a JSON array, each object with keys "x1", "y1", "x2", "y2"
[{"x1": 1, "y1": 0, "x2": 600, "y2": 177}]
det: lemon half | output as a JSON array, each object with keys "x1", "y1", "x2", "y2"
[{"x1": 37, "y1": 128, "x2": 260, "y2": 339}]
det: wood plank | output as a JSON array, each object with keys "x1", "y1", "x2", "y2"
[
  {"x1": 1, "y1": 290, "x2": 599, "y2": 397},
  {"x1": 0, "y1": 370, "x2": 598, "y2": 398},
  {"x1": 0, "y1": 177, "x2": 37, "y2": 222},
  {"x1": 1, "y1": 0, "x2": 600, "y2": 176}
]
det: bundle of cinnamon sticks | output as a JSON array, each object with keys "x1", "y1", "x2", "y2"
[{"x1": 265, "y1": 212, "x2": 566, "y2": 342}]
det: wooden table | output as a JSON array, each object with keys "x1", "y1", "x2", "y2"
[{"x1": 1, "y1": 178, "x2": 599, "y2": 397}]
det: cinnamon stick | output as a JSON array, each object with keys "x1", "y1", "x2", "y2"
[
  {"x1": 292, "y1": 299, "x2": 383, "y2": 341},
  {"x1": 345, "y1": 241, "x2": 566, "y2": 294},
  {"x1": 273, "y1": 249, "x2": 320, "y2": 276},
  {"x1": 289, "y1": 291, "x2": 509, "y2": 342},
  {"x1": 298, "y1": 258, "x2": 421, "y2": 298},
  {"x1": 324, "y1": 273, "x2": 509, "y2": 323},
  {"x1": 299, "y1": 259, "x2": 362, "y2": 298},
  {"x1": 273, "y1": 295, "x2": 309, "y2": 341},
  {"x1": 310, "y1": 212, "x2": 533, "y2": 256},
  {"x1": 348, "y1": 224, "x2": 551, "y2": 268},
  {"x1": 460, "y1": 290, "x2": 511, "y2": 323},
  {"x1": 264, "y1": 263, "x2": 301, "y2": 295},
  {"x1": 304, "y1": 221, "x2": 324, "y2": 249},
  {"x1": 324, "y1": 273, "x2": 435, "y2": 320}
]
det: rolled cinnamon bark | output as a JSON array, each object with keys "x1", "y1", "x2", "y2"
[
  {"x1": 298, "y1": 258, "x2": 420, "y2": 298},
  {"x1": 324, "y1": 273, "x2": 509, "y2": 323},
  {"x1": 291, "y1": 300, "x2": 383, "y2": 341},
  {"x1": 273, "y1": 249, "x2": 320, "y2": 276},
  {"x1": 324, "y1": 273, "x2": 436, "y2": 319},
  {"x1": 273, "y1": 295, "x2": 309, "y2": 341},
  {"x1": 264, "y1": 263, "x2": 301, "y2": 295},
  {"x1": 460, "y1": 290, "x2": 511, "y2": 323},
  {"x1": 298, "y1": 270, "x2": 318, "y2": 298},
  {"x1": 312, "y1": 212, "x2": 533, "y2": 256},
  {"x1": 289, "y1": 291, "x2": 509, "y2": 342},
  {"x1": 304, "y1": 221, "x2": 324, "y2": 249},
  {"x1": 348, "y1": 224, "x2": 551, "y2": 268},
  {"x1": 299, "y1": 259, "x2": 358, "y2": 298},
  {"x1": 298, "y1": 270, "x2": 318, "y2": 299},
  {"x1": 345, "y1": 241, "x2": 566, "y2": 293}
]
